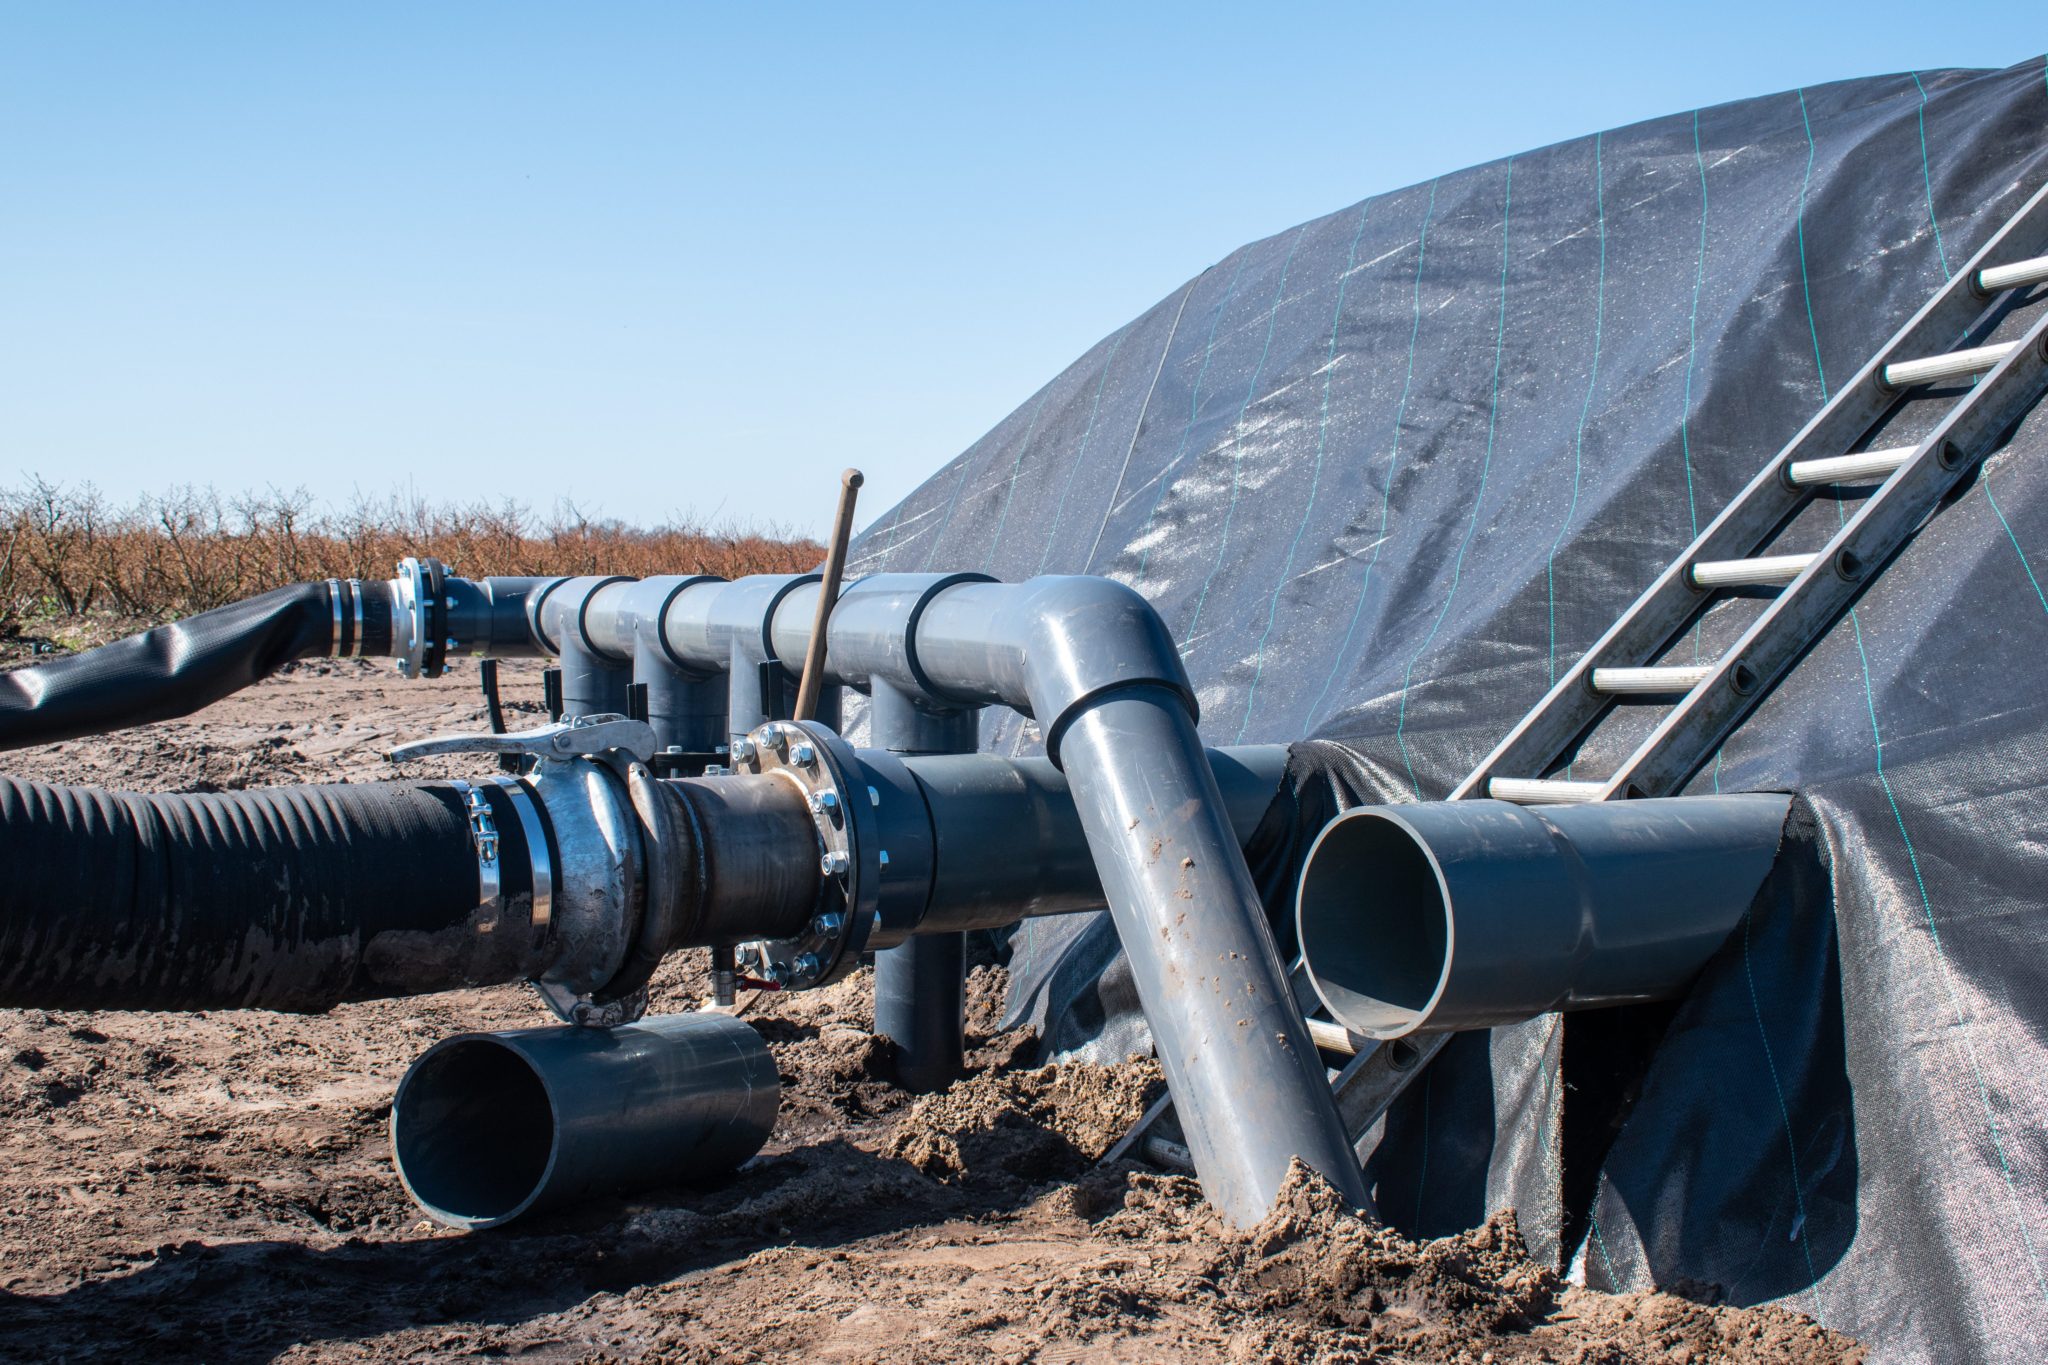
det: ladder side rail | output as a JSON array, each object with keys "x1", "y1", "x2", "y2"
[
  {"x1": 1601, "y1": 310, "x2": 2048, "y2": 799},
  {"x1": 1452, "y1": 178, "x2": 2048, "y2": 800}
]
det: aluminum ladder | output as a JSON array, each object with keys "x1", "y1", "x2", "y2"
[{"x1": 1115, "y1": 176, "x2": 2048, "y2": 1193}]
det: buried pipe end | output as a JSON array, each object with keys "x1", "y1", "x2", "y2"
[
  {"x1": 392, "y1": 1011, "x2": 780, "y2": 1231},
  {"x1": 1296, "y1": 796, "x2": 1792, "y2": 1041},
  {"x1": 1295, "y1": 808, "x2": 1458, "y2": 1040}
]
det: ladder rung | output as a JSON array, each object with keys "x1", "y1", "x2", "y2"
[
  {"x1": 1691, "y1": 553, "x2": 1815, "y2": 588},
  {"x1": 1591, "y1": 664, "x2": 1714, "y2": 694},
  {"x1": 1787, "y1": 445, "x2": 1914, "y2": 486},
  {"x1": 1488, "y1": 777, "x2": 1607, "y2": 804},
  {"x1": 1978, "y1": 255, "x2": 2048, "y2": 294},
  {"x1": 1883, "y1": 341, "x2": 2018, "y2": 389},
  {"x1": 1305, "y1": 1017, "x2": 1361, "y2": 1056}
]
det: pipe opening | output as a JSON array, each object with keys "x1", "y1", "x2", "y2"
[
  {"x1": 1296, "y1": 813, "x2": 1449, "y2": 1038},
  {"x1": 393, "y1": 1037, "x2": 557, "y2": 1229}
]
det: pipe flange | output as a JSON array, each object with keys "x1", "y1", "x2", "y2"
[
  {"x1": 392, "y1": 556, "x2": 451, "y2": 679},
  {"x1": 732, "y1": 719, "x2": 878, "y2": 989}
]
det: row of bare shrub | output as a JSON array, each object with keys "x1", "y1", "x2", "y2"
[{"x1": 0, "y1": 480, "x2": 823, "y2": 635}]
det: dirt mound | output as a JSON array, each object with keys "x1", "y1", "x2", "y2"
[
  {"x1": 0, "y1": 665, "x2": 1864, "y2": 1362},
  {"x1": 886, "y1": 1054, "x2": 1164, "y2": 1185}
]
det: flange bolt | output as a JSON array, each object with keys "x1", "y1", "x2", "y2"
[{"x1": 820, "y1": 849, "x2": 850, "y2": 876}]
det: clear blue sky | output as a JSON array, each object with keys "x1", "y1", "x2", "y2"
[{"x1": 1, "y1": 4, "x2": 2039, "y2": 535}]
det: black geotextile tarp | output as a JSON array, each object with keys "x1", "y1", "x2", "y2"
[{"x1": 842, "y1": 58, "x2": 2048, "y2": 1360}]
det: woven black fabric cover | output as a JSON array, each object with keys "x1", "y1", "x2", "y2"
[{"x1": 849, "y1": 58, "x2": 2048, "y2": 1360}]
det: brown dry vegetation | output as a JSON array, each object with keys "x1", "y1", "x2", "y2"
[{"x1": 0, "y1": 479, "x2": 822, "y2": 634}]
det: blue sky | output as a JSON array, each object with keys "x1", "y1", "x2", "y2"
[{"x1": 1, "y1": 4, "x2": 2039, "y2": 535}]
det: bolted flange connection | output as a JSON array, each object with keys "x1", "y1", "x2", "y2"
[{"x1": 731, "y1": 720, "x2": 881, "y2": 990}]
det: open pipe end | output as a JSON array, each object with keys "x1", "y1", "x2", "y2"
[
  {"x1": 1295, "y1": 810, "x2": 1451, "y2": 1040},
  {"x1": 392, "y1": 1035, "x2": 561, "y2": 1230}
]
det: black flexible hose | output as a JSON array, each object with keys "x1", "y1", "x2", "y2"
[
  {"x1": 0, "y1": 582, "x2": 389, "y2": 752},
  {"x1": 0, "y1": 775, "x2": 542, "y2": 1012}
]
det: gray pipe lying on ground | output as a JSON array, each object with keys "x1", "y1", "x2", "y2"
[
  {"x1": 1295, "y1": 794, "x2": 1792, "y2": 1040},
  {"x1": 392, "y1": 1010, "x2": 779, "y2": 1230}
]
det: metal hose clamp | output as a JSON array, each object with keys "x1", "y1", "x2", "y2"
[
  {"x1": 326, "y1": 580, "x2": 345, "y2": 657},
  {"x1": 488, "y1": 776, "x2": 554, "y2": 929},
  {"x1": 449, "y1": 780, "x2": 502, "y2": 911},
  {"x1": 347, "y1": 578, "x2": 367, "y2": 657}
]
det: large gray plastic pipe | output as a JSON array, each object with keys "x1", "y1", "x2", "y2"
[
  {"x1": 1296, "y1": 795, "x2": 1791, "y2": 1040},
  {"x1": 818, "y1": 575, "x2": 1371, "y2": 1226},
  {"x1": 391, "y1": 1010, "x2": 779, "y2": 1230}
]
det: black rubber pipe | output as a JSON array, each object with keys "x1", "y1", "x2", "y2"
[
  {"x1": 0, "y1": 774, "x2": 541, "y2": 1011},
  {"x1": 0, "y1": 582, "x2": 388, "y2": 752}
]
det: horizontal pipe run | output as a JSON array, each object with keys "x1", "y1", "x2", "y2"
[
  {"x1": 392, "y1": 1011, "x2": 779, "y2": 1230},
  {"x1": 1296, "y1": 795, "x2": 1791, "y2": 1039}
]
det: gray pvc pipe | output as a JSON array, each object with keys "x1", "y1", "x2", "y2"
[
  {"x1": 907, "y1": 745, "x2": 1287, "y2": 934},
  {"x1": 391, "y1": 1010, "x2": 779, "y2": 1230},
  {"x1": 1058, "y1": 695, "x2": 1370, "y2": 1224},
  {"x1": 1295, "y1": 795, "x2": 1792, "y2": 1040},
  {"x1": 868, "y1": 676, "x2": 984, "y2": 1094}
]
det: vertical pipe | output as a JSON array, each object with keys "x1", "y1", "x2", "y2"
[
  {"x1": 557, "y1": 637, "x2": 631, "y2": 719},
  {"x1": 869, "y1": 678, "x2": 980, "y2": 1092},
  {"x1": 1057, "y1": 689, "x2": 1369, "y2": 1225}
]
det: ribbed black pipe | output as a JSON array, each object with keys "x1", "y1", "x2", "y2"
[
  {"x1": 0, "y1": 775, "x2": 539, "y2": 1012},
  {"x1": 0, "y1": 582, "x2": 385, "y2": 752}
]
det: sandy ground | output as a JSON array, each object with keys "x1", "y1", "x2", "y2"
[{"x1": 0, "y1": 656, "x2": 1865, "y2": 1363}]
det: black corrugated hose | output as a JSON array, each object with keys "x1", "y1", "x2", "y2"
[{"x1": 0, "y1": 774, "x2": 543, "y2": 1012}]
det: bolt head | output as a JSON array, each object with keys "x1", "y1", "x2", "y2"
[
  {"x1": 763, "y1": 727, "x2": 788, "y2": 751},
  {"x1": 878, "y1": 849, "x2": 891, "y2": 867},
  {"x1": 790, "y1": 742, "x2": 817, "y2": 766},
  {"x1": 816, "y1": 789, "x2": 840, "y2": 813},
  {"x1": 820, "y1": 849, "x2": 850, "y2": 876},
  {"x1": 868, "y1": 785, "x2": 881, "y2": 807},
  {"x1": 793, "y1": 953, "x2": 822, "y2": 981},
  {"x1": 810, "y1": 910, "x2": 845, "y2": 937},
  {"x1": 763, "y1": 960, "x2": 791, "y2": 987},
  {"x1": 731, "y1": 737, "x2": 755, "y2": 764}
]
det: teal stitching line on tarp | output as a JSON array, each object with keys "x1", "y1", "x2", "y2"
[
  {"x1": 1132, "y1": 253, "x2": 1254, "y2": 582},
  {"x1": 1880, "y1": 115, "x2": 2048, "y2": 1299},
  {"x1": 984, "y1": 389, "x2": 1053, "y2": 572},
  {"x1": 1085, "y1": 278, "x2": 1201, "y2": 573},
  {"x1": 1236, "y1": 199, "x2": 1374, "y2": 743},
  {"x1": 1986, "y1": 472, "x2": 2048, "y2": 616},
  {"x1": 1186, "y1": 224, "x2": 1307, "y2": 650},
  {"x1": 1844, "y1": 580, "x2": 2048, "y2": 1305},
  {"x1": 1796, "y1": 90, "x2": 1828, "y2": 401},
  {"x1": 1546, "y1": 133, "x2": 1604, "y2": 686},
  {"x1": 1910, "y1": 72, "x2": 1953, "y2": 280},
  {"x1": 1038, "y1": 328, "x2": 1131, "y2": 576},
  {"x1": 1827, "y1": 101, "x2": 2048, "y2": 1305},
  {"x1": 1306, "y1": 179, "x2": 1439, "y2": 731},
  {"x1": 1773, "y1": 93, "x2": 1835, "y2": 1304},
  {"x1": 1743, "y1": 904, "x2": 1827, "y2": 1324},
  {"x1": 1396, "y1": 160, "x2": 1514, "y2": 798}
]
